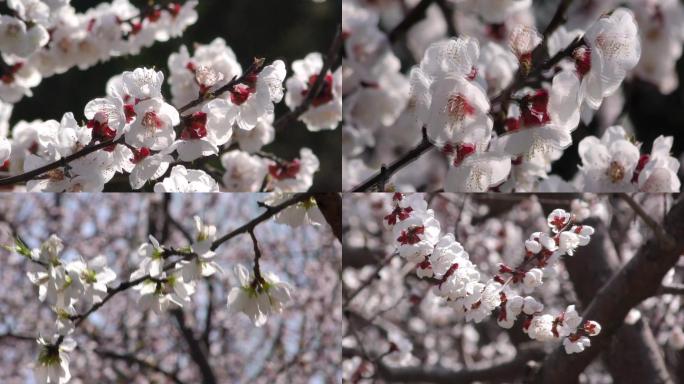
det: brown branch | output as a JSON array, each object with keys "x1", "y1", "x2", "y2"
[
  {"x1": 0, "y1": 332, "x2": 35, "y2": 342},
  {"x1": 544, "y1": 213, "x2": 672, "y2": 384},
  {"x1": 273, "y1": 25, "x2": 343, "y2": 131},
  {"x1": 617, "y1": 194, "x2": 676, "y2": 250},
  {"x1": 542, "y1": 0, "x2": 574, "y2": 41},
  {"x1": 533, "y1": 195, "x2": 684, "y2": 383},
  {"x1": 202, "y1": 278, "x2": 214, "y2": 349},
  {"x1": 172, "y1": 309, "x2": 217, "y2": 384},
  {"x1": 95, "y1": 348, "x2": 185, "y2": 384},
  {"x1": 656, "y1": 283, "x2": 684, "y2": 296},
  {"x1": 176, "y1": 58, "x2": 265, "y2": 115},
  {"x1": 248, "y1": 228, "x2": 264, "y2": 283},
  {"x1": 0, "y1": 137, "x2": 123, "y2": 187},
  {"x1": 343, "y1": 253, "x2": 397, "y2": 307},
  {"x1": 388, "y1": 0, "x2": 435, "y2": 43},
  {"x1": 350, "y1": 127, "x2": 434, "y2": 192},
  {"x1": 314, "y1": 193, "x2": 342, "y2": 242},
  {"x1": 374, "y1": 344, "x2": 545, "y2": 383},
  {"x1": 209, "y1": 193, "x2": 312, "y2": 251}
]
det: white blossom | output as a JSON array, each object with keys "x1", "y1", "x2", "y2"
[{"x1": 227, "y1": 264, "x2": 293, "y2": 327}]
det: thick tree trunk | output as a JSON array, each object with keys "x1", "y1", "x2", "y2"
[
  {"x1": 560, "y1": 218, "x2": 672, "y2": 384},
  {"x1": 533, "y1": 196, "x2": 684, "y2": 383}
]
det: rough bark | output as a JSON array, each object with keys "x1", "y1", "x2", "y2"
[
  {"x1": 533, "y1": 195, "x2": 684, "y2": 383},
  {"x1": 559, "y1": 217, "x2": 672, "y2": 384}
]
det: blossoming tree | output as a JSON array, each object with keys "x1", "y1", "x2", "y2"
[
  {"x1": 0, "y1": 193, "x2": 342, "y2": 383},
  {"x1": 343, "y1": 0, "x2": 683, "y2": 193},
  {"x1": 0, "y1": 0, "x2": 342, "y2": 191},
  {"x1": 343, "y1": 192, "x2": 684, "y2": 383}
]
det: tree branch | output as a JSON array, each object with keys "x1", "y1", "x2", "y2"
[
  {"x1": 544, "y1": 213, "x2": 672, "y2": 384},
  {"x1": 96, "y1": 348, "x2": 185, "y2": 384},
  {"x1": 202, "y1": 278, "x2": 214, "y2": 349},
  {"x1": 350, "y1": 127, "x2": 434, "y2": 192},
  {"x1": 374, "y1": 344, "x2": 545, "y2": 383},
  {"x1": 273, "y1": 25, "x2": 343, "y2": 131},
  {"x1": 61, "y1": 194, "x2": 311, "y2": 341},
  {"x1": 533, "y1": 195, "x2": 684, "y2": 383},
  {"x1": 209, "y1": 193, "x2": 313, "y2": 251},
  {"x1": 172, "y1": 309, "x2": 217, "y2": 384},
  {"x1": 0, "y1": 137, "x2": 123, "y2": 187},
  {"x1": 176, "y1": 57, "x2": 265, "y2": 115},
  {"x1": 388, "y1": 0, "x2": 435, "y2": 43},
  {"x1": 542, "y1": 0, "x2": 574, "y2": 41},
  {"x1": 617, "y1": 194, "x2": 676, "y2": 250}
]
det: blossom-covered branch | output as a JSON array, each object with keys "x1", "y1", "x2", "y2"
[
  {"x1": 343, "y1": 0, "x2": 681, "y2": 192},
  {"x1": 377, "y1": 193, "x2": 600, "y2": 354},
  {"x1": 532, "y1": 194, "x2": 684, "y2": 383},
  {"x1": 0, "y1": 10, "x2": 343, "y2": 192},
  {"x1": 3, "y1": 192, "x2": 336, "y2": 383}
]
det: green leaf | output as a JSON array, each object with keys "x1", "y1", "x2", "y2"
[{"x1": 14, "y1": 237, "x2": 32, "y2": 258}]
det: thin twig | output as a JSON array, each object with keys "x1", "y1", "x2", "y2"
[
  {"x1": 344, "y1": 253, "x2": 397, "y2": 307},
  {"x1": 542, "y1": 0, "x2": 574, "y2": 41},
  {"x1": 210, "y1": 193, "x2": 312, "y2": 250},
  {"x1": 248, "y1": 228, "x2": 264, "y2": 283},
  {"x1": 177, "y1": 57, "x2": 265, "y2": 115},
  {"x1": 350, "y1": 127, "x2": 433, "y2": 192},
  {"x1": 617, "y1": 194, "x2": 676, "y2": 250},
  {"x1": 273, "y1": 25, "x2": 343, "y2": 131},
  {"x1": 387, "y1": 0, "x2": 435, "y2": 43},
  {"x1": 656, "y1": 283, "x2": 684, "y2": 296},
  {"x1": 96, "y1": 348, "x2": 185, "y2": 384},
  {"x1": 0, "y1": 137, "x2": 123, "y2": 187}
]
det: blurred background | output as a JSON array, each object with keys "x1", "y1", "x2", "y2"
[
  {"x1": 9, "y1": 0, "x2": 342, "y2": 191},
  {"x1": 0, "y1": 193, "x2": 342, "y2": 383}
]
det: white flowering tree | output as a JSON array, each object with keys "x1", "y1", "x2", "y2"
[
  {"x1": 343, "y1": 192, "x2": 684, "y2": 383},
  {"x1": 0, "y1": 0, "x2": 342, "y2": 192},
  {"x1": 343, "y1": 0, "x2": 683, "y2": 193},
  {"x1": 0, "y1": 193, "x2": 342, "y2": 383}
]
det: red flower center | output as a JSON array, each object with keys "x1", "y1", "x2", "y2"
[
  {"x1": 521, "y1": 89, "x2": 550, "y2": 127},
  {"x1": 180, "y1": 111, "x2": 208, "y2": 140},
  {"x1": 147, "y1": 9, "x2": 162, "y2": 22},
  {"x1": 397, "y1": 225, "x2": 425, "y2": 245},
  {"x1": 384, "y1": 206, "x2": 414, "y2": 226},
  {"x1": 268, "y1": 159, "x2": 301, "y2": 180},
  {"x1": 124, "y1": 104, "x2": 136, "y2": 123},
  {"x1": 573, "y1": 45, "x2": 592, "y2": 78},
  {"x1": 301, "y1": 73, "x2": 334, "y2": 107},
  {"x1": 230, "y1": 84, "x2": 254, "y2": 106},
  {"x1": 131, "y1": 147, "x2": 151, "y2": 164},
  {"x1": 550, "y1": 215, "x2": 567, "y2": 229},
  {"x1": 1, "y1": 62, "x2": 23, "y2": 84},
  {"x1": 142, "y1": 111, "x2": 163, "y2": 129},
  {"x1": 631, "y1": 154, "x2": 650, "y2": 183},
  {"x1": 446, "y1": 94, "x2": 475, "y2": 121},
  {"x1": 87, "y1": 118, "x2": 116, "y2": 141},
  {"x1": 169, "y1": 3, "x2": 182, "y2": 17},
  {"x1": 453, "y1": 143, "x2": 476, "y2": 166}
]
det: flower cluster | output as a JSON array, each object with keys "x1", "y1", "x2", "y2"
[
  {"x1": 0, "y1": 25, "x2": 333, "y2": 192},
  {"x1": 383, "y1": 193, "x2": 601, "y2": 354},
  {"x1": 577, "y1": 126, "x2": 680, "y2": 192},
  {"x1": 342, "y1": 0, "x2": 681, "y2": 192},
  {"x1": 8, "y1": 234, "x2": 116, "y2": 383},
  {"x1": 5, "y1": 204, "x2": 315, "y2": 383},
  {"x1": 226, "y1": 264, "x2": 293, "y2": 327},
  {"x1": 0, "y1": 0, "x2": 199, "y2": 103}
]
